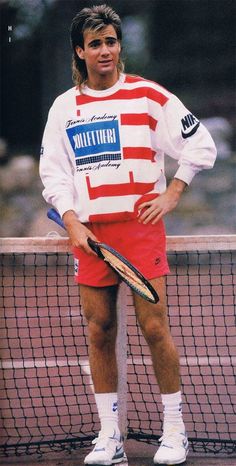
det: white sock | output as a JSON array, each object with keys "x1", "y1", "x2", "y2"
[
  {"x1": 161, "y1": 391, "x2": 185, "y2": 432},
  {"x1": 95, "y1": 392, "x2": 120, "y2": 436}
]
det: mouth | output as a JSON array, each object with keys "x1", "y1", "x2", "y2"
[{"x1": 99, "y1": 60, "x2": 113, "y2": 65}]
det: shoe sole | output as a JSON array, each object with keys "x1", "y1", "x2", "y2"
[
  {"x1": 84, "y1": 452, "x2": 127, "y2": 465},
  {"x1": 153, "y1": 449, "x2": 188, "y2": 465},
  {"x1": 154, "y1": 459, "x2": 188, "y2": 465}
]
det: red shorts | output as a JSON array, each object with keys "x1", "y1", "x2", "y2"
[{"x1": 73, "y1": 219, "x2": 170, "y2": 287}]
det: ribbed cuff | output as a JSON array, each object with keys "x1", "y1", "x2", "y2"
[{"x1": 174, "y1": 165, "x2": 200, "y2": 185}]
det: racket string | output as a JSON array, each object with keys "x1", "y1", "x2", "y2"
[{"x1": 102, "y1": 249, "x2": 154, "y2": 301}]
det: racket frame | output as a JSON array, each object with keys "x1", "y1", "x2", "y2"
[
  {"x1": 47, "y1": 208, "x2": 159, "y2": 303},
  {"x1": 87, "y1": 238, "x2": 159, "y2": 303}
]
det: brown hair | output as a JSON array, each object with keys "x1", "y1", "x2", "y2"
[{"x1": 70, "y1": 4, "x2": 124, "y2": 89}]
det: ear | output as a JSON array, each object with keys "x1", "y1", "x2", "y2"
[{"x1": 75, "y1": 46, "x2": 85, "y2": 60}]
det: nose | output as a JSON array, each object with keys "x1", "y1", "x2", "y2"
[{"x1": 100, "y1": 42, "x2": 110, "y2": 55}]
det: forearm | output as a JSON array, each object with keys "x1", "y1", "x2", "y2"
[
  {"x1": 62, "y1": 209, "x2": 97, "y2": 253},
  {"x1": 62, "y1": 209, "x2": 79, "y2": 227},
  {"x1": 166, "y1": 178, "x2": 188, "y2": 200},
  {"x1": 138, "y1": 178, "x2": 187, "y2": 225}
]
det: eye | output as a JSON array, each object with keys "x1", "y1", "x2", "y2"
[
  {"x1": 106, "y1": 38, "x2": 118, "y2": 46},
  {"x1": 89, "y1": 40, "x2": 101, "y2": 48}
]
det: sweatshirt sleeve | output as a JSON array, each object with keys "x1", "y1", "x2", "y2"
[
  {"x1": 39, "y1": 99, "x2": 76, "y2": 218},
  {"x1": 156, "y1": 94, "x2": 217, "y2": 185}
]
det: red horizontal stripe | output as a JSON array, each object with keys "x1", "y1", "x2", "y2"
[
  {"x1": 121, "y1": 113, "x2": 148, "y2": 125},
  {"x1": 121, "y1": 113, "x2": 157, "y2": 131},
  {"x1": 76, "y1": 87, "x2": 168, "y2": 107},
  {"x1": 147, "y1": 88, "x2": 169, "y2": 106},
  {"x1": 125, "y1": 75, "x2": 169, "y2": 95},
  {"x1": 89, "y1": 193, "x2": 161, "y2": 222},
  {"x1": 123, "y1": 147, "x2": 156, "y2": 161},
  {"x1": 89, "y1": 211, "x2": 135, "y2": 223},
  {"x1": 86, "y1": 172, "x2": 155, "y2": 200},
  {"x1": 125, "y1": 75, "x2": 146, "y2": 84},
  {"x1": 149, "y1": 115, "x2": 158, "y2": 131}
]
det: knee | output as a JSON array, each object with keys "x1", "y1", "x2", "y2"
[
  {"x1": 142, "y1": 320, "x2": 165, "y2": 346},
  {"x1": 141, "y1": 309, "x2": 169, "y2": 347},
  {"x1": 86, "y1": 314, "x2": 117, "y2": 350}
]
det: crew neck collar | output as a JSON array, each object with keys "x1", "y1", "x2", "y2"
[{"x1": 83, "y1": 73, "x2": 125, "y2": 96}]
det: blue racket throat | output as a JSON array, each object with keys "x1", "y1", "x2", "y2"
[
  {"x1": 47, "y1": 208, "x2": 159, "y2": 304},
  {"x1": 47, "y1": 208, "x2": 65, "y2": 229}
]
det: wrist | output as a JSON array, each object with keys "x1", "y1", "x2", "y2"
[
  {"x1": 167, "y1": 178, "x2": 187, "y2": 199},
  {"x1": 62, "y1": 210, "x2": 80, "y2": 227}
]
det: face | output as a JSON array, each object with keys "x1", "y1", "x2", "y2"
[{"x1": 76, "y1": 25, "x2": 121, "y2": 86}]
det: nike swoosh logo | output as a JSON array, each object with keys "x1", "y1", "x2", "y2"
[
  {"x1": 183, "y1": 438, "x2": 189, "y2": 448},
  {"x1": 116, "y1": 444, "x2": 124, "y2": 451},
  {"x1": 112, "y1": 402, "x2": 118, "y2": 412},
  {"x1": 181, "y1": 121, "x2": 200, "y2": 138}
]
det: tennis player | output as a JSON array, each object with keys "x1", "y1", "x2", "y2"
[{"x1": 39, "y1": 4, "x2": 217, "y2": 465}]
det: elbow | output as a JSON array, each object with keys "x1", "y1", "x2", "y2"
[{"x1": 207, "y1": 142, "x2": 217, "y2": 168}]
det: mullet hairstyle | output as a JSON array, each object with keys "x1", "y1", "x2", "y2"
[{"x1": 70, "y1": 4, "x2": 124, "y2": 90}]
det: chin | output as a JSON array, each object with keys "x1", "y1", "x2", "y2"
[{"x1": 99, "y1": 66, "x2": 114, "y2": 74}]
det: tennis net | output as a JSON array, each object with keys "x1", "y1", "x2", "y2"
[{"x1": 0, "y1": 235, "x2": 235, "y2": 457}]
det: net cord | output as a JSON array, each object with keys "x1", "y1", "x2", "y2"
[{"x1": 1, "y1": 235, "x2": 236, "y2": 253}]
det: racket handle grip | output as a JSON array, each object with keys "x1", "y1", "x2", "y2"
[
  {"x1": 47, "y1": 209, "x2": 99, "y2": 250},
  {"x1": 47, "y1": 208, "x2": 66, "y2": 230},
  {"x1": 87, "y1": 237, "x2": 101, "y2": 255}
]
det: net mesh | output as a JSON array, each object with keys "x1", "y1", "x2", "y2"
[{"x1": 0, "y1": 237, "x2": 235, "y2": 457}]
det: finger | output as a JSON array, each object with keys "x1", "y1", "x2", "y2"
[
  {"x1": 139, "y1": 207, "x2": 161, "y2": 224},
  {"x1": 151, "y1": 211, "x2": 164, "y2": 224},
  {"x1": 78, "y1": 241, "x2": 95, "y2": 255},
  {"x1": 143, "y1": 211, "x2": 161, "y2": 224},
  {"x1": 137, "y1": 201, "x2": 150, "y2": 212},
  {"x1": 137, "y1": 201, "x2": 156, "y2": 217},
  {"x1": 86, "y1": 234, "x2": 99, "y2": 255},
  {"x1": 85, "y1": 244, "x2": 96, "y2": 255},
  {"x1": 71, "y1": 236, "x2": 95, "y2": 255},
  {"x1": 138, "y1": 208, "x2": 152, "y2": 223}
]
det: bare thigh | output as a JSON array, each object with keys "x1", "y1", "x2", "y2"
[
  {"x1": 80, "y1": 284, "x2": 119, "y2": 330},
  {"x1": 133, "y1": 276, "x2": 169, "y2": 335}
]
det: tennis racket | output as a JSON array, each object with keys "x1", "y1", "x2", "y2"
[{"x1": 47, "y1": 208, "x2": 159, "y2": 304}]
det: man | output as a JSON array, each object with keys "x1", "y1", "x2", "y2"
[{"x1": 39, "y1": 4, "x2": 217, "y2": 465}]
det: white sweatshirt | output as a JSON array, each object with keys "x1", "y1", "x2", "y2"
[{"x1": 39, "y1": 73, "x2": 217, "y2": 223}]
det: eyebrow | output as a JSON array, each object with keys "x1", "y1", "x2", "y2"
[{"x1": 87, "y1": 36, "x2": 118, "y2": 46}]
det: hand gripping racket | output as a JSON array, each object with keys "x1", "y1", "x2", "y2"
[{"x1": 47, "y1": 208, "x2": 159, "y2": 304}]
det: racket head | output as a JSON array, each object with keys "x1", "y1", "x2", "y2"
[
  {"x1": 46, "y1": 210, "x2": 159, "y2": 303},
  {"x1": 87, "y1": 238, "x2": 159, "y2": 304}
]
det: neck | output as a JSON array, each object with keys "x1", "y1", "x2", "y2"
[{"x1": 87, "y1": 70, "x2": 120, "y2": 90}]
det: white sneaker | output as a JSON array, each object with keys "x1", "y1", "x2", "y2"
[
  {"x1": 153, "y1": 426, "x2": 189, "y2": 465},
  {"x1": 84, "y1": 430, "x2": 127, "y2": 465}
]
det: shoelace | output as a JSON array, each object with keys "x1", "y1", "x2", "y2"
[
  {"x1": 159, "y1": 430, "x2": 185, "y2": 448},
  {"x1": 92, "y1": 434, "x2": 118, "y2": 449}
]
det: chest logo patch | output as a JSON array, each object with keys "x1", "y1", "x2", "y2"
[{"x1": 66, "y1": 119, "x2": 121, "y2": 166}]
